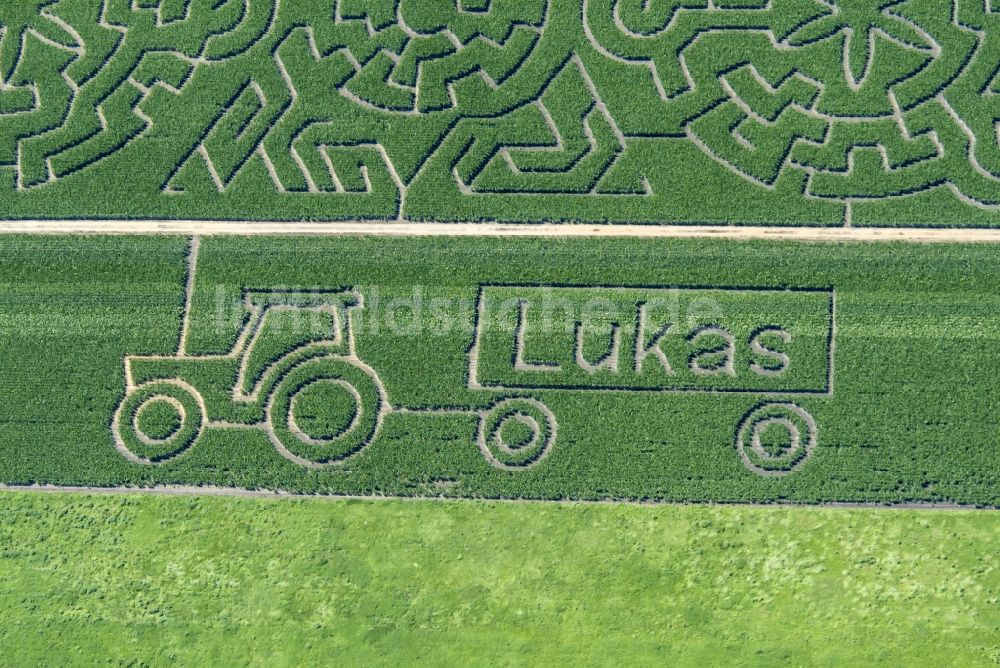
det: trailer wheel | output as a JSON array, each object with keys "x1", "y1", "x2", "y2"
[
  {"x1": 267, "y1": 356, "x2": 385, "y2": 467},
  {"x1": 735, "y1": 402, "x2": 817, "y2": 476},
  {"x1": 112, "y1": 380, "x2": 205, "y2": 464},
  {"x1": 478, "y1": 398, "x2": 557, "y2": 470}
]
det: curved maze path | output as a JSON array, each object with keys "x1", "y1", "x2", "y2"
[
  {"x1": 2, "y1": 0, "x2": 1000, "y2": 224},
  {"x1": 0, "y1": 0, "x2": 1000, "y2": 227}
]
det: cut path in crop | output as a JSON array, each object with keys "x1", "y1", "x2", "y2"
[
  {"x1": 8, "y1": 220, "x2": 1000, "y2": 242},
  {"x1": 0, "y1": 484, "x2": 984, "y2": 511},
  {"x1": 10, "y1": 0, "x2": 1000, "y2": 226}
]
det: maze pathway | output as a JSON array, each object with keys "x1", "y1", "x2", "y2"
[{"x1": 3, "y1": 0, "x2": 1000, "y2": 225}]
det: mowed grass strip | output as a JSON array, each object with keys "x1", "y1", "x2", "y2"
[{"x1": 0, "y1": 491, "x2": 998, "y2": 666}]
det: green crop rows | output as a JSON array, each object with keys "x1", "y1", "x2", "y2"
[
  {"x1": 9, "y1": 0, "x2": 1000, "y2": 224},
  {"x1": 4, "y1": 234, "x2": 1000, "y2": 504}
]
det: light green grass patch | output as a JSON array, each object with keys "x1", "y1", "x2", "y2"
[{"x1": 1, "y1": 492, "x2": 998, "y2": 666}]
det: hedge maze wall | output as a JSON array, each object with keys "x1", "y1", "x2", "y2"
[{"x1": 5, "y1": 0, "x2": 1000, "y2": 224}]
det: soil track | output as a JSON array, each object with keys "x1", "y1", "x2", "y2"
[
  {"x1": 0, "y1": 483, "x2": 987, "y2": 511},
  {"x1": 5, "y1": 221, "x2": 1000, "y2": 242}
]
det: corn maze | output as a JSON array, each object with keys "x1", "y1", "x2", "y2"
[
  {"x1": 5, "y1": 0, "x2": 1000, "y2": 223},
  {"x1": 4, "y1": 1, "x2": 1000, "y2": 504},
  {"x1": 0, "y1": 234, "x2": 998, "y2": 504},
  {"x1": 7, "y1": 5, "x2": 1000, "y2": 663}
]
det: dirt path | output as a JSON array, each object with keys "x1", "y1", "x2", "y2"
[
  {"x1": 0, "y1": 483, "x2": 987, "y2": 511},
  {"x1": 5, "y1": 220, "x2": 1000, "y2": 243}
]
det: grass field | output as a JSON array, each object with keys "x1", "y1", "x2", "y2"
[
  {"x1": 1, "y1": 491, "x2": 999, "y2": 666},
  {"x1": 4, "y1": 234, "x2": 1000, "y2": 504},
  {"x1": 6, "y1": 0, "x2": 1000, "y2": 224}
]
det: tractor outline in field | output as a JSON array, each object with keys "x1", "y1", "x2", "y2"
[
  {"x1": 114, "y1": 240, "x2": 832, "y2": 477},
  {"x1": 112, "y1": 239, "x2": 556, "y2": 471}
]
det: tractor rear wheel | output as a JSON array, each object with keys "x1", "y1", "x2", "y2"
[{"x1": 266, "y1": 356, "x2": 385, "y2": 467}]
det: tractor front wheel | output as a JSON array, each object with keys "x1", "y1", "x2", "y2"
[{"x1": 112, "y1": 380, "x2": 205, "y2": 464}]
